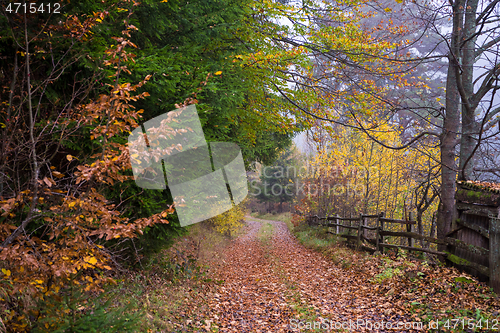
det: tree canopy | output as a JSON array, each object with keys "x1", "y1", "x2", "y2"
[{"x1": 1, "y1": 0, "x2": 500, "y2": 330}]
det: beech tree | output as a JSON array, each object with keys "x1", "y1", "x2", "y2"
[
  {"x1": 249, "y1": 0, "x2": 500, "y2": 241},
  {"x1": 430, "y1": 0, "x2": 500, "y2": 239},
  {"x1": 0, "y1": 0, "x2": 298, "y2": 330}
]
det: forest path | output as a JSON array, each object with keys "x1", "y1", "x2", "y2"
[{"x1": 200, "y1": 217, "x2": 418, "y2": 332}]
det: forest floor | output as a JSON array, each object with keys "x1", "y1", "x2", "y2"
[
  {"x1": 193, "y1": 217, "x2": 418, "y2": 332},
  {"x1": 126, "y1": 215, "x2": 500, "y2": 332}
]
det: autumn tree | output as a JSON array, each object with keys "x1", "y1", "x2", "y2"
[
  {"x1": 245, "y1": 0, "x2": 500, "y2": 242},
  {"x1": 0, "y1": 0, "x2": 309, "y2": 328},
  {"x1": 427, "y1": 0, "x2": 500, "y2": 239},
  {"x1": 0, "y1": 0, "x2": 184, "y2": 329},
  {"x1": 297, "y1": 123, "x2": 439, "y2": 234}
]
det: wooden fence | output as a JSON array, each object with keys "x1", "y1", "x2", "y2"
[
  {"x1": 306, "y1": 212, "x2": 500, "y2": 293},
  {"x1": 453, "y1": 180, "x2": 500, "y2": 291}
]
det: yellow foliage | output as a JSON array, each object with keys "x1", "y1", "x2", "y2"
[
  {"x1": 84, "y1": 256, "x2": 98, "y2": 265},
  {"x1": 299, "y1": 124, "x2": 439, "y2": 235},
  {"x1": 208, "y1": 201, "x2": 247, "y2": 237}
]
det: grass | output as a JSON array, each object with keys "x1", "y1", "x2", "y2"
[
  {"x1": 257, "y1": 221, "x2": 274, "y2": 241},
  {"x1": 250, "y1": 211, "x2": 294, "y2": 230},
  {"x1": 113, "y1": 221, "x2": 235, "y2": 332},
  {"x1": 293, "y1": 224, "x2": 340, "y2": 249}
]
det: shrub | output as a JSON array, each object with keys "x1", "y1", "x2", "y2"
[{"x1": 207, "y1": 201, "x2": 247, "y2": 237}]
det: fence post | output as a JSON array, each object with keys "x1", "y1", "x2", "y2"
[
  {"x1": 348, "y1": 213, "x2": 352, "y2": 238},
  {"x1": 357, "y1": 214, "x2": 363, "y2": 250},
  {"x1": 490, "y1": 217, "x2": 500, "y2": 293},
  {"x1": 407, "y1": 212, "x2": 415, "y2": 248},
  {"x1": 335, "y1": 214, "x2": 340, "y2": 235},
  {"x1": 379, "y1": 212, "x2": 385, "y2": 254}
]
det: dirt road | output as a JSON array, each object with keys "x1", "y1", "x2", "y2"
[{"x1": 201, "y1": 217, "x2": 419, "y2": 332}]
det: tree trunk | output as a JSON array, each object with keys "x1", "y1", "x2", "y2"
[
  {"x1": 437, "y1": 0, "x2": 464, "y2": 241},
  {"x1": 458, "y1": 0, "x2": 479, "y2": 181}
]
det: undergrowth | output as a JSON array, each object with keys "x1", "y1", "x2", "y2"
[
  {"x1": 115, "y1": 220, "x2": 236, "y2": 332},
  {"x1": 254, "y1": 211, "x2": 500, "y2": 332}
]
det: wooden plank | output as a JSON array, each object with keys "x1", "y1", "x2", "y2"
[
  {"x1": 357, "y1": 214, "x2": 362, "y2": 250},
  {"x1": 379, "y1": 243, "x2": 446, "y2": 256},
  {"x1": 334, "y1": 224, "x2": 359, "y2": 231},
  {"x1": 379, "y1": 217, "x2": 416, "y2": 225},
  {"x1": 456, "y1": 219, "x2": 490, "y2": 239},
  {"x1": 321, "y1": 215, "x2": 359, "y2": 222},
  {"x1": 380, "y1": 230, "x2": 448, "y2": 245},
  {"x1": 361, "y1": 225, "x2": 378, "y2": 231},
  {"x1": 446, "y1": 252, "x2": 490, "y2": 277},
  {"x1": 455, "y1": 188, "x2": 500, "y2": 206},
  {"x1": 362, "y1": 215, "x2": 367, "y2": 239},
  {"x1": 361, "y1": 214, "x2": 382, "y2": 218},
  {"x1": 321, "y1": 215, "x2": 358, "y2": 221},
  {"x1": 326, "y1": 222, "x2": 377, "y2": 231},
  {"x1": 338, "y1": 216, "x2": 363, "y2": 221},
  {"x1": 325, "y1": 215, "x2": 364, "y2": 221},
  {"x1": 444, "y1": 237, "x2": 489, "y2": 256},
  {"x1": 454, "y1": 213, "x2": 489, "y2": 269},
  {"x1": 490, "y1": 217, "x2": 500, "y2": 293},
  {"x1": 306, "y1": 216, "x2": 314, "y2": 226},
  {"x1": 375, "y1": 217, "x2": 380, "y2": 253},
  {"x1": 407, "y1": 212, "x2": 414, "y2": 247},
  {"x1": 326, "y1": 222, "x2": 347, "y2": 228},
  {"x1": 445, "y1": 226, "x2": 465, "y2": 237},
  {"x1": 379, "y1": 212, "x2": 385, "y2": 254},
  {"x1": 456, "y1": 202, "x2": 498, "y2": 217}
]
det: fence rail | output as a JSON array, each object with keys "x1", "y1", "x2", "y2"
[{"x1": 305, "y1": 212, "x2": 499, "y2": 292}]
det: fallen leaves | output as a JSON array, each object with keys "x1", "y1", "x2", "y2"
[
  {"x1": 176, "y1": 217, "x2": 500, "y2": 332},
  {"x1": 188, "y1": 218, "x2": 412, "y2": 332}
]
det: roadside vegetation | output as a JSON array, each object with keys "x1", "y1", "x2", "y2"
[
  {"x1": 87, "y1": 205, "x2": 246, "y2": 333},
  {"x1": 251, "y1": 212, "x2": 500, "y2": 332},
  {"x1": 2, "y1": 0, "x2": 500, "y2": 330},
  {"x1": 113, "y1": 221, "x2": 231, "y2": 332}
]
